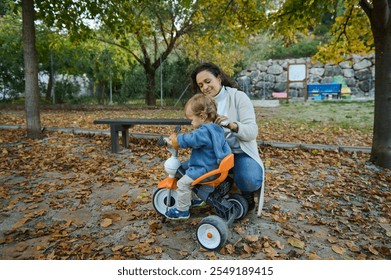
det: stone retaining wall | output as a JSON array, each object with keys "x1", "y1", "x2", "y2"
[{"x1": 236, "y1": 54, "x2": 375, "y2": 99}]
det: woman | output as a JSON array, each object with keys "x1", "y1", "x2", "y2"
[{"x1": 190, "y1": 62, "x2": 264, "y2": 211}]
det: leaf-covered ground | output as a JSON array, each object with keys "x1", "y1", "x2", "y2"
[{"x1": 0, "y1": 105, "x2": 390, "y2": 260}]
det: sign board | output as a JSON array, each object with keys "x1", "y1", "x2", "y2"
[{"x1": 288, "y1": 63, "x2": 307, "y2": 82}]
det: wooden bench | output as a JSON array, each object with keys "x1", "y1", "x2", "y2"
[
  {"x1": 307, "y1": 83, "x2": 342, "y2": 100},
  {"x1": 94, "y1": 118, "x2": 191, "y2": 153}
]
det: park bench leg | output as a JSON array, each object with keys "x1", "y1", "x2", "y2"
[
  {"x1": 110, "y1": 125, "x2": 120, "y2": 153},
  {"x1": 121, "y1": 125, "x2": 132, "y2": 149}
]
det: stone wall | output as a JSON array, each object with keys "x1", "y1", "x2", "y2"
[{"x1": 236, "y1": 54, "x2": 375, "y2": 99}]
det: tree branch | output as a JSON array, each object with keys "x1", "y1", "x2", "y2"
[{"x1": 93, "y1": 37, "x2": 143, "y2": 65}]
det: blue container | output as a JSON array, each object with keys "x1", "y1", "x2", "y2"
[
  {"x1": 307, "y1": 83, "x2": 341, "y2": 93},
  {"x1": 310, "y1": 94, "x2": 324, "y2": 101}
]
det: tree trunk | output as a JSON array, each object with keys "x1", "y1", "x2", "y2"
[
  {"x1": 22, "y1": 0, "x2": 42, "y2": 139},
  {"x1": 145, "y1": 69, "x2": 157, "y2": 106},
  {"x1": 46, "y1": 73, "x2": 52, "y2": 102},
  {"x1": 370, "y1": 28, "x2": 391, "y2": 168},
  {"x1": 96, "y1": 80, "x2": 105, "y2": 105}
]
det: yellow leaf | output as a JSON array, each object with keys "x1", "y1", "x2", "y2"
[
  {"x1": 327, "y1": 236, "x2": 339, "y2": 244},
  {"x1": 245, "y1": 235, "x2": 259, "y2": 242},
  {"x1": 15, "y1": 243, "x2": 29, "y2": 252},
  {"x1": 225, "y1": 244, "x2": 235, "y2": 254},
  {"x1": 332, "y1": 245, "x2": 346, "y2": 255},
  {"x1": 12, "y1": 216, "x2": 30, "y2": 230},
  {"x1": 36, "y1": 245, "x2": 45, "y2": 251},
  {"x1": 243, "y1": 243, "x2": 253, "y2": 254},
  {"x1": 101, "y1": 218, "x2": 112, "y2": 228},
  {"x1": 127, "y1": 233, "x2": 139, "y2": 241},
  {"x1": 345, "y1": 241, "x2": 360, "y2": 253},
  {"x1": 368, "y1": 246, "x2": 379, "y2": 255},
  {"x1": 102, "y1": 198, "x2": 117, "y2": 206},
  {"x1": 275, "y1": 240, "x2": 285, "y2": 250},
  {"x1": 264, "y1": 246, "x2": 278, "y2": 257},
  {"x1": 101, "y1": 213, "x2": 121, "y2": 222},
  {"x1": 308, "y1": 252, "x2": 322, "y2": 260},
  {"x1": 379, "y1": 223, "x2": 391, "y2": 237},
  {"x1": 287, "y1": 237, "x2": 305, "y2": 249},
  {"x1": 112, "y1": 245, "x2": 124, "y2": 252}
]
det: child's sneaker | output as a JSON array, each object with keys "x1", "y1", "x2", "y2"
[
  {"x1": 191, "y1": 199, "x2": 206, "y2": 207},
  {"x1": 165, "y1": 208, "x2": 190, "y2": 220}
]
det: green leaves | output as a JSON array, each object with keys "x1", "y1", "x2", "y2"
[{"x1": 266, "y1": 0, "x2": 374, "y2": 63}]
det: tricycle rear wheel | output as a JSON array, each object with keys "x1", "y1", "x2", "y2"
[
  {"x1": 196, "y1": 215, "x2": 229, "y2": 250},
  {"x1": 227, "y1": 193, "x2": 249, "y2": 219}
]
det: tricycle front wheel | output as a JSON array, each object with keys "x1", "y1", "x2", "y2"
[{"x1": 152, "y1": 188, "x2": 178, "y2": 216}]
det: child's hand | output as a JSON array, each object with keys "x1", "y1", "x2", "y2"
[
  {"x1": 164, "y1": 137, "x2": 172, "y2": 146},
  {"x1": 165, "y1": 134, "x2": 179, "y2": 149}
]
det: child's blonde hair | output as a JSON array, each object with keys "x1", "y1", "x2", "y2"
[{"x1": 184, "y1": 93, "x2": 218, "y2": 122}]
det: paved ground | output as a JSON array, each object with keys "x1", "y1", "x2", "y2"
[{"x1": 0, "y1": 128, "x2": 390, "y2": 260}]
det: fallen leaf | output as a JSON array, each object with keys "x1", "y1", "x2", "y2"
[
  {"x1": 204, "y1": 251, "x2": 217, "y2": 260},
  {"x1": 368, "y1": 246, "x2": 379, "y2": 255},
  {"x1": 234, "y1": 225, "x2": 245, "y2": 235},
  {"x1": 379, "y1": 223, "x2": 391, "y2": 237},
  {"x1": 345, "y1": 241, "x2": 360, "y2": 253},
  {"x1": 243, "y1": 243, "x2": 253, "y2": 254},
  {"x1": 179, "y1": 251, "x2": 188, "y2": 256},
  {"x1": 112, "y1": 245, "x2": 124, "y2": 252},
  {"x1": 275, "y1": 240, "x2": 285, "y2": 250},
  {"x1": 12, "y1": 216, "x2": 31, "y2": 230},
  {"x1": 101, "y1": 218, "x2": 112, "y2": 228},
  {"x1": 327, "y1": 236, "x2": 339, "y2": 244},
  {"x1": 127, "y1": 233, "x2": 139, "y2": 241},
  {"x1": 332, "y1": 245, "x2": 346, "y2": 255},
  {"x1": 264, "y1": 246, "x2": 278, "y2": 257},
  {"x1": 36, "y1": 245, "x2": 45, "y2": 251},
  {"x1": 15, "y1": 243, "x2": 29, "y2": 252},
  {"x1": 245, "y1": 235, "x2": 259, "y2": 242},
  {"x1": 102, "y1": 198, "x2": 117, "y2": 206},
  {"x1": 308, "y1": 252, "x2": 322, "y2": 260},
  {"x1": 287, "y1": 237, "x2": 305, "y2": 249},
  {"x1": 101, "y1": 213, "x2": 121, "y2": 222},
  {"x1": 225, "y1": 244, "x2": 235, "y2": 254}
]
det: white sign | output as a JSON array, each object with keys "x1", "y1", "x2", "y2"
[{"x1": 288, "y1": 64, "x2": 307, "y2": 81}]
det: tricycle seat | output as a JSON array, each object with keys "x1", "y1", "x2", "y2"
[{"x1": 191, "y1": 153, "x2": 234, "y2": 187}]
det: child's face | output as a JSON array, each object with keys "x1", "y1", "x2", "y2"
[{"x1": 185, "y1": 106, "x2": 205, "y2": 128}]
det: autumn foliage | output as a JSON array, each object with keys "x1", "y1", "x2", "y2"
[{"x1": 0, "y1": 107, "x2": 390, "y2": 260}]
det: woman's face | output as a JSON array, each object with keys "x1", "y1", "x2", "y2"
[{"x1": 196, "y1": 70, "x2": 222, "y2": 98}]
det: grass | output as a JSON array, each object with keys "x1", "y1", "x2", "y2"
[{"x1": 259, "y1": 100, "x2": 374, "y2": 133}]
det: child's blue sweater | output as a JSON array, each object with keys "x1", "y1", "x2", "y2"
[{"x1": 177, "y1": 123, "x2": 231, "y2": 180}]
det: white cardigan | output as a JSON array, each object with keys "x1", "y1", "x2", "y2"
[{"x1": 219, "y1": 86, "x2": 263, "y2": 168}]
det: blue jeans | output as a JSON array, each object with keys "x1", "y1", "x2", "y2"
[{"x1": 232, "y1": 153, "x2": 264, "y2": 193}]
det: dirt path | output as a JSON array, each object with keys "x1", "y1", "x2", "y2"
[{"x1": 0, "y1": 129, "x2": 390, "y2": 260}]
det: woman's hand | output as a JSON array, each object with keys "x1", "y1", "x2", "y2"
[
  {"x1": 215, "y1": 115, "x2": 229, "y2": 126},
  {"x1": 215, "y1": 115, "x2": 238, "y2": 132}
]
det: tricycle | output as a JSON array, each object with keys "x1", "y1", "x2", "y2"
[{"x1": 152, "y1": 127, "x2": 249, "y2": 250}]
